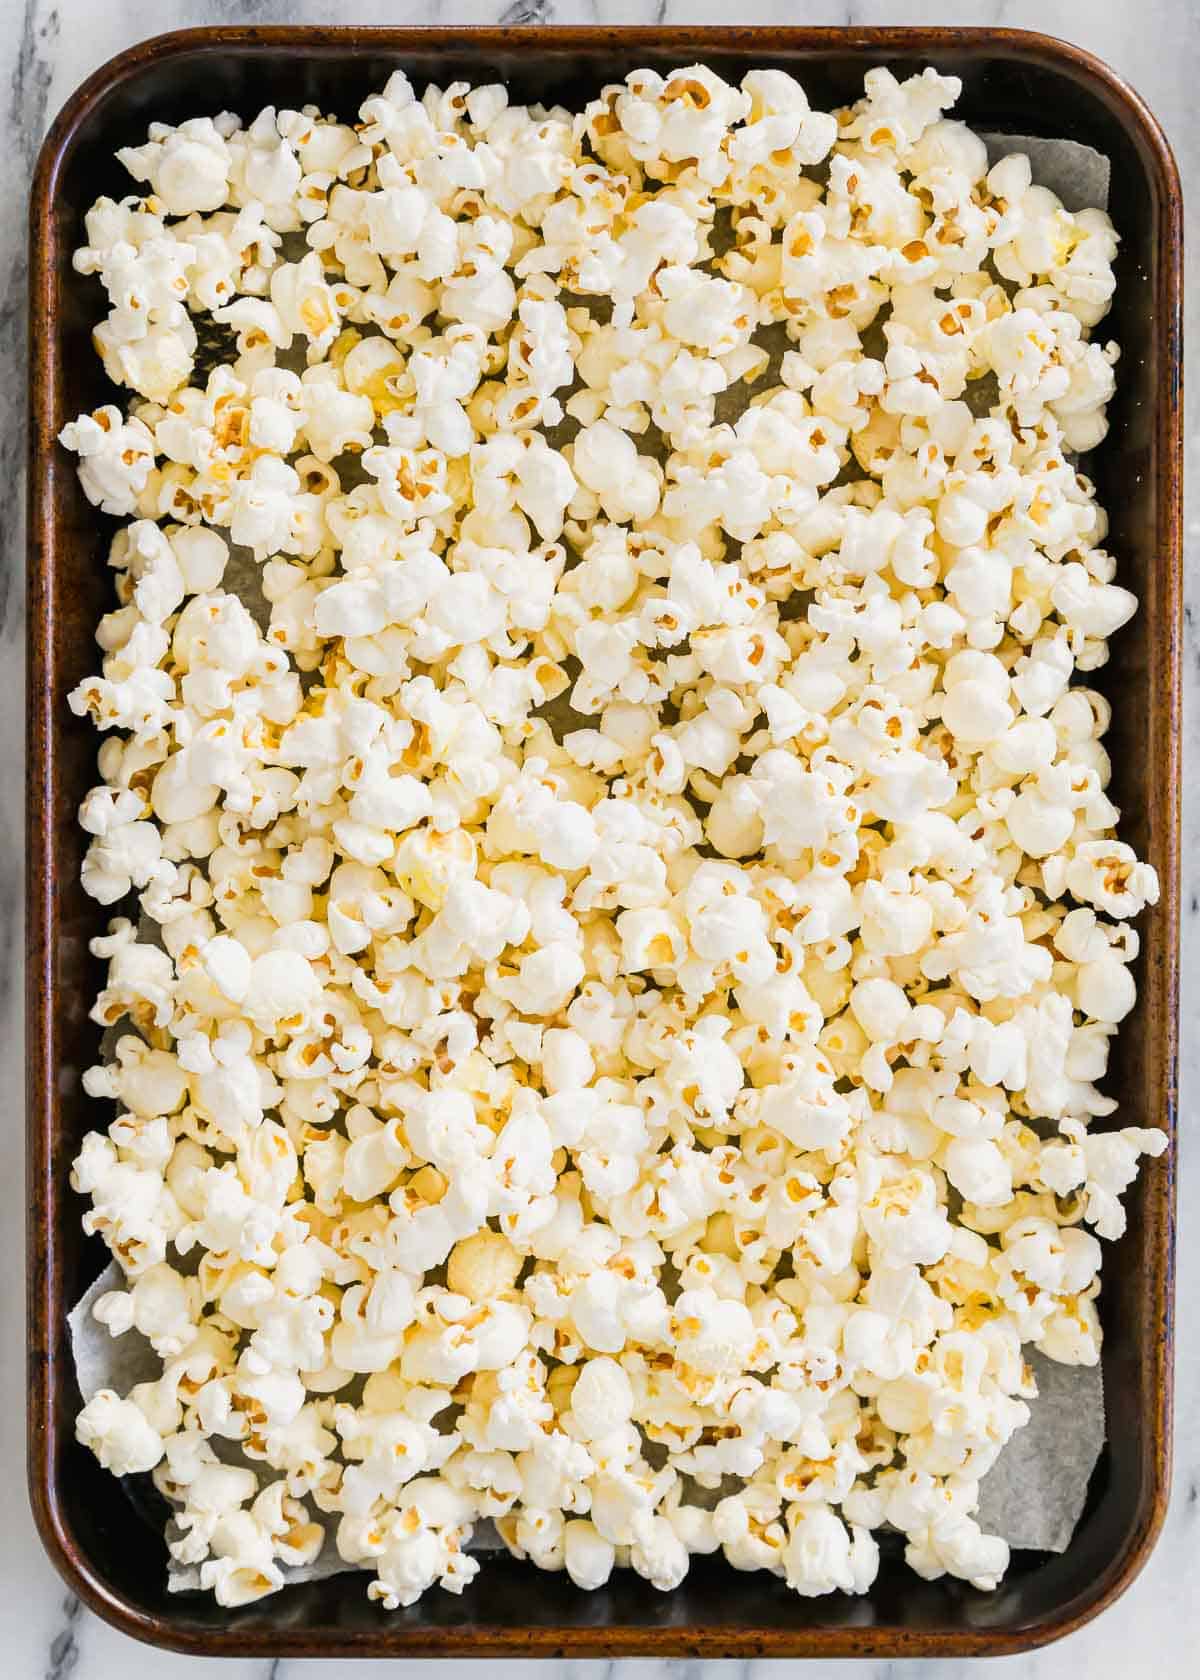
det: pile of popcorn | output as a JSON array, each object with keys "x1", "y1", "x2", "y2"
[{"x1": 62, "y1": 61, "x2": 1166, "y2": 1612}]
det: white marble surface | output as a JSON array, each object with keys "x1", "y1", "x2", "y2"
[{"x1": 4, "y1": 0, "x2": 1197, "y2": 1674}]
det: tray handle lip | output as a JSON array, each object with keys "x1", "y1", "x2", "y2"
[{"x1": 26, "y1": 20, "x2": 1182, "y2": 1660}]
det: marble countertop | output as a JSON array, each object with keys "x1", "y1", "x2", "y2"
[{"x1": 4, "y1": 0, "x2": 1196, "y2": 1675}]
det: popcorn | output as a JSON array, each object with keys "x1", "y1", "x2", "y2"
[
  {"x1": 59, "y1": 407, "x2": 156, "y2": 515},
  {"x1": 243, "y1": 948, "x2": 322, "y2": 1031},
  {"x1": 784, "y1": 1504, "x2": 879, "y2": 1598},
  {"x1": 447, "y1": 1230, "x2": 522, "y2": 1302},
  {"x1": 76, "y1": 1388, "x2": 166, "y2": 1475},
  {"x1": 1065, "y1": 841, "x2": 1159, "y2": 919},
  {"x1": 942, "y1": 1137, "x2": 1014, "y2": 1208},
  {"x1": 571, "y1": 421, "x2": 662, "y2": 525},
  {"x1": 227, "y1": 109, "x2": 304, "y2": 230},
  {"x1": 64, "y1": 60, "x2": 1159, "y2": 1618},
  {"x1": 563, "y1": 1519, "x2": 616, "y2": 1590},
  {"x1": 117, "y1": 117, "x2": 233, "y2": 215},
  {"x1": 1004, "y1": 785, "x2": 1075, "y2": 859}
]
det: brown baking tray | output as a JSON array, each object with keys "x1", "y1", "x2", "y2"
[{"x1": 26, "y1": 24, "x2": 1181, "y2": 1659}]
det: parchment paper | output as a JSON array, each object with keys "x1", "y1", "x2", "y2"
[{"x1": 68, "y1": 130, "x2": 1115, "y2": 1591}]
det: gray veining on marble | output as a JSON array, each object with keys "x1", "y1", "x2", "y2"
[{"x1": 2, "y1": 2, "x2": 1197, "y2": 1675}]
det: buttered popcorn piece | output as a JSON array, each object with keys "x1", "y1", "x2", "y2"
[{"x1": 66, "y1": 58, "x2": 1161, "y2": 1616}]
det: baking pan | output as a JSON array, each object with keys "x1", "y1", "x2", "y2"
[{"x1": 26, "y1": 24, "x2": 1181, "y2": 1659}]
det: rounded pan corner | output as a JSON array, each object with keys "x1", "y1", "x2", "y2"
[
  {"x1": 31, "y1": 27, "x2": 200, "y2": 214},
  {"x1": 980, "y1": 27, "x2": 1183, "y2": 231},
  {"x1": 26, "y1": 1449, "x2": 201, "y2": 1659},
  {"x1": 27, "y1": 24, "x2": 322, "y2": 230},
  {"x1": 988, "y1": 1477, "x2": 1174, "y2": 1659}
]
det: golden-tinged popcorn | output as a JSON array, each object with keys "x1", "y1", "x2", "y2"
[{"x1": 63, "y1": 59, "x2": 1164, "y2": 1613}]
